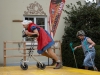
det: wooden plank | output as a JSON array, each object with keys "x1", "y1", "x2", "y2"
[
  {"x1": 4, "y1": 48, "x2": 37, "y2": 50},
  {"x1": 4, "y1": 40, "x2": 59, "y2": 43},
  {"x1": 4, "y1": 55, "x2": 41, "y2": 58},
  {"x1": 4, "y1": 41, "x2": 26, "y2": 43},
  {"x1": 4, "y1": 55, "x2": 27, "y2": 57},
  {"x1": 12, "y1": 20, "x2": 23, "y2": 22},
  {"x1": 55, "y1": 40, "x2": 60, "y2": 42},
  {"x1": 4, "y1": 48, "x2": 59, "y2": 50}
]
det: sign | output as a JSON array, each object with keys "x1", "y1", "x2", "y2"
[{"x1": 49, "y1": 0, "x2": 65, "y2": 38}]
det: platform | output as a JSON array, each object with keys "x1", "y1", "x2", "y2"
[{"x1": 0, "y1": 66, "x2": 100, "y2": 75}]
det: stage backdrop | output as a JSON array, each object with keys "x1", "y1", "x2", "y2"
[{"x1": 49, "y1": 0, "x2": 65, "y2": 38}]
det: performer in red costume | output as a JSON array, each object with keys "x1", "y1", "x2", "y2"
[{"x1": 21, "y1": 20, "x2": 62, "y2": 69}]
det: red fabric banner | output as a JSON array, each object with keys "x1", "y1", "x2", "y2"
[{"x1": 49, "y1": 0, "x2": 65, "y2": 38}]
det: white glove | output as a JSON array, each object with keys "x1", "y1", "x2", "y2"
[
  {"x1": 74, "y1": 47, "x2": 77, "y2": 50},
  {"x1": 89, "y1": 45, "x2": 92, "y2": 48}
]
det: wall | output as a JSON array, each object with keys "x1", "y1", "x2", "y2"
[{"x1": 0, "y1": 0, "x2": 85, "y2": 66}]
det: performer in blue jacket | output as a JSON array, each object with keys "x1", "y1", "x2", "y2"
[{"x1": 74, "y1": 30, "x2": 98, "y2": 71}]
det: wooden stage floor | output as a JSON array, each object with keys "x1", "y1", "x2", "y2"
[{"x1": 0, "y1": 66, "x2": 100, "y2": 75}]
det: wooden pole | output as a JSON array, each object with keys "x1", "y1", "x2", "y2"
[
  {"x1": 59, "y1": 41, "x2": 62, "y2": 62},
  {"x1": 23, "y1": 42, "x2": 26, "y2": 61},
  {"x1": 4, "y1": 42, "x2": 6, "y2": 66}
]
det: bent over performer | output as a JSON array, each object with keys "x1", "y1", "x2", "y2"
[
  {"x1": 21, "y1": 20, "x2": 62, "y2": 69},
  {"x1": 74, "y1": 30, "x2": 98, "y2": 71}
]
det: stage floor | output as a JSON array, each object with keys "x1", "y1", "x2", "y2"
[{"x1": 0, "y1": 66, "x2": 100, "y2": 75}]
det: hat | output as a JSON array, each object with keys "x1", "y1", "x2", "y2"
[
  {"x1": 76, "y1": 30, "x2": 85, "y2": 37},
  {"x1": 21, "y1": 20, "x2": 32, "y2": 25}
]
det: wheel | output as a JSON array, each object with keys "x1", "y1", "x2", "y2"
[
  {"x1": 20, "y1": 63, "x2": 28, "y2": 70},
  {"x1": 36, "y1": 62, "x2": 40, "y2": 68},
  {"x1": 39, "y1": 63, "x2": 46, "y2": 70}
]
